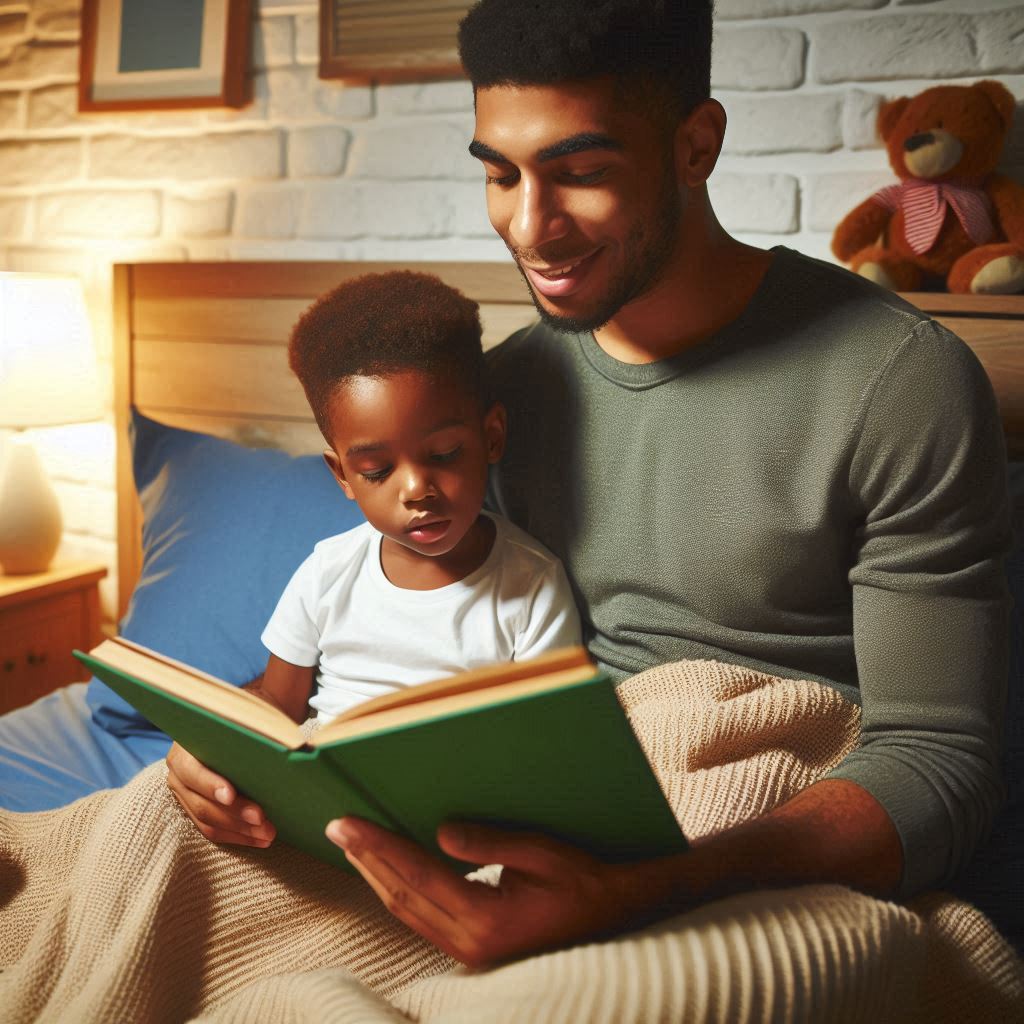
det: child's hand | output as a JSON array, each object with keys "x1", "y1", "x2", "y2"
[{"x1": 165, "y1": 742, "x2": 277, "y2": 848}]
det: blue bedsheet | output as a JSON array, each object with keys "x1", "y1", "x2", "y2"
[{"x1": 0, "y1": 683, "x2": 170, "y2": 812}]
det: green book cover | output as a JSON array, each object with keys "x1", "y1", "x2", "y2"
[{"x1": 75, "y1": 644, "x2": 687, "y2": 873}]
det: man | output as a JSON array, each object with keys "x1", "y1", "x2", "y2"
[{"x1": 168, "y1": 0, "x2": 1011, "y2": 968}]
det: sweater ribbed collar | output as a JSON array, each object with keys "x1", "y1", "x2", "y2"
[{"x1": 575, "y1": 246, "x2": 788, "y2": 391}]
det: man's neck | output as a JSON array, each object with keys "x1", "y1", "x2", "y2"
[{"x1": 593, "y1": 214, "x2": 774, "y2": 366}]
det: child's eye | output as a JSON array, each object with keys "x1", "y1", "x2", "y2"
[
  {"x1": 564, "y1": 169, "x2": 607, "y2": 185},
  {"x1": 361, "y1": 467, "x2": 391, "y2": 483},
  {"x1": 431, "y1": 445, "x2": 462, "y2": 463}
]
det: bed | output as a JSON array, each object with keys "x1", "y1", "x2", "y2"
[
  {"x1": 0, "y1": 261, "x2": 540, "y2": 807},
  {"x1": 0, "y1": 262, "x2": 1022, "y2": 1020}
]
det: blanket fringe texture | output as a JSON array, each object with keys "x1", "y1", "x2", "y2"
[{"x1": 1, "y1": 659, "x2": 1020, "y2": 1022}]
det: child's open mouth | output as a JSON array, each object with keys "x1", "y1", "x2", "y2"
[{"x1": 406, "y1": 519, "x2": 451, "y2": 544}]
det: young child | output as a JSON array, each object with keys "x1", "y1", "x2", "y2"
[{"x1": 253, "y1": 270, "x2": 581, "y2": 727}]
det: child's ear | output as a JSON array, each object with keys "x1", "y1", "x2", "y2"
[
  {"x1": 483, "y1": 401, "x2": 507, "y2": 464},
  {"x1": 323, "y1": 449, "x2": 357, "y2": 501}
]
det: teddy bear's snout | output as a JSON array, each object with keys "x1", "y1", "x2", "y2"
[{"x1": 902, "y1": 129, "x2": 964, "y2": 178}]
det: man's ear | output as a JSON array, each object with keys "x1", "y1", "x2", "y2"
[
  {"x1": 483, "y1": 401, "x2": 507, "y2": 464},
  {"x1": 676, "y1": 98, "x2": 726, "y2": 189},
  {"x1": 323, "y1": 449, "x2": 356, "y2": 501}
]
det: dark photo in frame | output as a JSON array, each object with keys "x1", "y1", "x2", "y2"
[{"x1": 79, "y1": 0, "x2": 252, "y2": 112}]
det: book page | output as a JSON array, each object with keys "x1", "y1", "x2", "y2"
[
  {"x1": 328, "y1": 646, "x2": 592, "y2": 725},
  {"x1": 92, "y1": 640, "x2": 594, "y2": 750},
  {"x1": 92, "y1": 638, "x2": 304, "y2": 748},
  {"x1": 312, "y1": 660, "x2": 599, "y2": 746}
]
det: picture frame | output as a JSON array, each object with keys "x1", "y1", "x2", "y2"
[
  {"x1": 78, "y1": 0, "x2": 252, "y2": 112},
  {"x1": 319, "y1": 0, "x2": 472, "y2": 85}
]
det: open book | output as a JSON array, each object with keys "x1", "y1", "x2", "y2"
[{"x1": 76, "y1": 639, "x2": 687, "y2": 872}]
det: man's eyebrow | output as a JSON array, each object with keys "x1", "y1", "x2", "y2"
[
  {"x1": 537, "y1": 133, "x2": 623, "y2": 162},
  {"x1": 468, "y1": 139, "x2": 508, "y2": 163},
  {"x1": 468, "y1": 133, "x2": 623, "y2": 165}
]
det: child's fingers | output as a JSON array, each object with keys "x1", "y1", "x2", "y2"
[
  {"x1": 166, "y1": 741, "x2": 274, "y2": 846},
  {"x1": 168, "y1": 784, "x2": 277, "y2": 847},
  {"x1": 167, "y1": 741, "x2": 238, "y2": 807}
]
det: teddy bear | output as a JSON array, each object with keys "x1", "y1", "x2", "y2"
[{"x1": 831, "y1": 80, "x2": 1024, "y2": 294}]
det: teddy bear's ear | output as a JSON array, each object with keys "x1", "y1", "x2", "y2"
[
  {"x1": 972, "y1": 80, "x2": 1016, "y2": 131},
  {"x1": 877, "y1": 96, "x2": 910, "y2": 141}
]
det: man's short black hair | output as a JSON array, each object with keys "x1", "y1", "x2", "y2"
[
  {"x1": 289, "y1": 271, "x2": 486, "y2": 441},
  {"x1": 458, "y1": 0, "x2": 714, "y2": 123}
]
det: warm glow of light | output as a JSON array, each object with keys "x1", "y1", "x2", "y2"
[{"x1": 0, "y1": 273, "x2": 103, "y2": 428}]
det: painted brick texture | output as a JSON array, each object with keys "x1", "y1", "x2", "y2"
[{"x1": 0, "y1": 0, "x2": 1020, "y2": 615}]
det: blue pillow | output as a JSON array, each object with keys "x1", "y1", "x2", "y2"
[{"x1": 86, "y1": 410, "x2": 364, "y2": 737}]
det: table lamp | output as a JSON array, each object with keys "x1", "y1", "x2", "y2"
[{"x1": 0, "y1": 273, "x2": 103, "y2": 574}]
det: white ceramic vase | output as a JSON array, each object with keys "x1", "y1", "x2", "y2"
[{"x1": 0, "y1": 437, "x2": 62, "y2": 574}]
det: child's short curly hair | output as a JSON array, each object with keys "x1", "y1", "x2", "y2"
[
  {"x1": 288, "y1": 271, "x2": 486, "y2": 441},
  {"x1": 458, "y1": 0, "x2": 713, "y2": 125}
]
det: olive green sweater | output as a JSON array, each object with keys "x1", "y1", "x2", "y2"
[{"x1": 486, "y1": 247, "x2": 1011, "y2": 898}]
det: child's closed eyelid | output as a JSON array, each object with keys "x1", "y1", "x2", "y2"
[{"x1": 431, "y1": 445, "x2": 463, "y2": 462}]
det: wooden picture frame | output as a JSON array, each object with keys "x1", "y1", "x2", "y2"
[
  {"x1": 79, "y1": 0, "x2": 252, "y2": 112},
  {"x1": 319, "y1": 0, "x2": 472, "y2": 85}
]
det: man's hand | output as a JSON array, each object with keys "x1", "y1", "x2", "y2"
[
  {"x1": 325, "y1": 778, "x2": 902, "y2": 967},
  {"x1": 166, "y1": 741, "x2": 276, "y2": 848},
  {"x1": 324, "y1": 816, "x2": 684, "y2": 968}
]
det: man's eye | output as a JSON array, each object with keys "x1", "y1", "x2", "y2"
[
  {"x1": 485, "y1": 170, "x2": 518, "y2": 186},
  {"x1": 361, "y1": 467, "x2": 391, "y2": 483},
  {"x1": 431, "y1": 445, "x2": 462, "y2": 463}
]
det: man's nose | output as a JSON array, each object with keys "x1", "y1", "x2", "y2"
[{"x1": 509, "y1": 178, "x2": 569, "y2": 251}]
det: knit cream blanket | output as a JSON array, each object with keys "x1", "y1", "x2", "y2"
[{"x1": 2, "y1": 660, "x2": 1022, "y2": 1023}]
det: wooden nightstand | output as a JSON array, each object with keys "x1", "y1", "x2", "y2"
[{"x1": 0, "y1": 563, "x2": 107, "y2": 715}]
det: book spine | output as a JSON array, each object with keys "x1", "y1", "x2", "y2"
[{"x1": 300, "y1": 747, "x2": 414, "y2": 840}]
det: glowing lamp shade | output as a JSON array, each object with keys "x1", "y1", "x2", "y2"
[
  {"x1": 0, "y1": 274, "x2": 102, "y2": 427},
  {"x1": 0, "y1": 273, "x2": 103, "y2": 573}
]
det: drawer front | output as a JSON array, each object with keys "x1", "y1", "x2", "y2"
[{"x1": 0, "y1": 592, "x2": 94, "y2": 714}]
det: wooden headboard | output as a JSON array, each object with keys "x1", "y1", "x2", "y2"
[
  {"x1": 112, "y1": 260, "x2": 1024, "y2": 617},
  {"x1": 112, "y1": 261, "x2": 537, "y2": 616}
]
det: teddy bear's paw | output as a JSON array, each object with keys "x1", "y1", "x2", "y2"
[
  {"x1": 857, "y1": 261, "x2": 897, "y2": 290},
  {"x1": 970, "y1": 254, "x2": 1024, "y2": 295}
]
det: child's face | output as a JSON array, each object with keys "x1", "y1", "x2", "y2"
[{"x1": 322, "y1": 370, "x2": 506, "y2": 574}]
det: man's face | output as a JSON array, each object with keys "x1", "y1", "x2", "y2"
[{"x1": 471, "y1": 79, "x2": 683, "y2": 334}]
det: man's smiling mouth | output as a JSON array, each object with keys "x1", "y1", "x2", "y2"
[
  {"x1": 522, "y1": 251, "x2": 597, "y2": 278},
  {"x1": 519, "y1": 249, "x2": 602, "y2": 296}
]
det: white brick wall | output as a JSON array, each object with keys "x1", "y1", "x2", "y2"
[{"x1": 0, "y1": 0, "x2": 1021, "y2": 619}]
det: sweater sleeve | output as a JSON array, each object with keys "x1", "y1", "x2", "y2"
[{"x1": 824, "y1": 318, "x2": 1012, "y2": 897}]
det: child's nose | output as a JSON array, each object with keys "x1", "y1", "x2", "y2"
[{"x1": 399, "y1": 466, "x2": 436, "y2": 503}]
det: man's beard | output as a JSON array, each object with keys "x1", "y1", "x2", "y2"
[{"x1": 512, "y1": 173, "x2": 683, "y2": 336}]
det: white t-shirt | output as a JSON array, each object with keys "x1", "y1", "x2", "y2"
[{"x1": 261, "y1": 512, "x2": 582, "y2": 722}]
